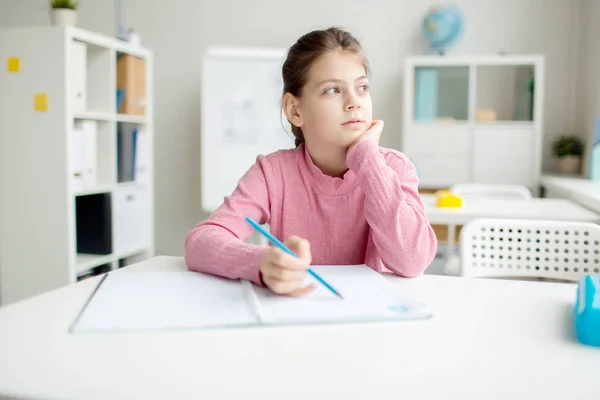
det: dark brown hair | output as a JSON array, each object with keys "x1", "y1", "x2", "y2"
[{"x1": 281, "y1": 27, "x2": 369, "y2": 147}]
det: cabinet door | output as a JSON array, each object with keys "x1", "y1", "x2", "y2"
[
  {"x1": 472, "y1": 124, "x2": 534, "y2": 186},
  {"x1": 410, "y1": 155, "x2": 470, "y2": 188},
  {"x1": 406, "y1": 123, "x2": 471, "y2": 188}
]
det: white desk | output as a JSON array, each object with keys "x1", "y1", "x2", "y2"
[
  {"x1": 0, "y1": 256, "x2": 598, "y2": 400},
  {"x1": 421, "y1": 194, "x2": 600, "y2": 267},
  {"x1": 540, "y1": 174, "x2": 600, "y2": 215},
  {"x1": 422, "y1": 194, "x2": 600, "y2": 226}
]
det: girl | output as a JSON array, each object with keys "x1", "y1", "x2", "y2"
[{"x1": 185, "y1": 27, "x2": 437, "y2": 296}]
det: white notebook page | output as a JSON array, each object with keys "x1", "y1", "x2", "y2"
[
  {"x1": 71, "y1": 270, "x2": 258, "y2": 333},
  {"x1": 247, "y1": 265, "x2": 430, "y2": 325}
]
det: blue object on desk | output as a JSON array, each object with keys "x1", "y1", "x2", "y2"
[
  {"x1": 574, "y1": 275, "x2": 600, "y2": 347},
  {"x1": 244, "y1": 216, "x2": 343, "y2": 299}
]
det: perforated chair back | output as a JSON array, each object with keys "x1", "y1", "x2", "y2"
[{"x1": 459, "y1": 218, "x2": 600, "y2": 281}]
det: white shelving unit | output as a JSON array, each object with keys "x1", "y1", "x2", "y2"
[
  {"x1": 0, "y1": 26, "x2": 154, "y2": 305},
  {"x1": 402, "y1": 55, "x2": 544, "y2": 193}
]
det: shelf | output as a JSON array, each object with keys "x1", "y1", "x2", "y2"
[
  {"x1": 407, "y1": 54, "x2": 543, "y2": 67},
  {"x1": 74, "y1": 184, "x2": 114, "y2": 196},
  {"x1": 76, "y1": 253, "x2": 113, "y2": 275},
  {"x1": 474, "y1": 121, "x2": 534, "y2": 128},
  {"x1": 70, "y1": 27, "x2": 151, "y2": 59},
  {"x1": 116, "y1": 114, "x2": 146, "y2": 124},
  {"x1": 0, "y1": 25, "x2": 154, "y2": 305},
  {"x1": 74, "y1": 111, "x2": 114, "y2": 121},
  {"x1": 413, "y1": 120, "x2": 469, "y2": 126},
  {"x1": 412, "y1": 120, "x2": 534, "y2": 127},
  {"x1": 403, "y1": 54, "x2": 543, "y2": 192},
  {"x1": 116, "y1": 181, "x2": 148, "y2": 189}
]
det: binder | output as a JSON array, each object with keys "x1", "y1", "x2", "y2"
[
  {"x1": 415, "y1": 68, "x2": 438, "y2": 121},
  {"x1": 72, "y1": 120, "x2": 97, "y2": 190},
  {"x1": 71, "y1": 41, "x2": 87, "y2": 113}
]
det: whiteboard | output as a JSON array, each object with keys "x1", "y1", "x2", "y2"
[{"x1": 201, "y1": 46, "x2": 295, "y2": 212}]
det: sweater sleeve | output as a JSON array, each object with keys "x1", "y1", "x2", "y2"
[
  {"x1": 184, "y1": 156, "x2": 272, "y2": 285},
  {"x1": 346, "y1": 140, "x2": 437, "y2": 277}
]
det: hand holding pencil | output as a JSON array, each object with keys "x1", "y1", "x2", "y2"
[
  {"x1": 260, "y1": 236, "x2": 316, "y2": 296},
  {"x1": 246, "y1": 216, "x2": 343, "y2": 298}
]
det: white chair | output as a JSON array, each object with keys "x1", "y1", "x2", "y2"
[
  {"x1": 450, "y1": 183, "x2": 532, "y2": 200},
  {"x1": 459, "y1": 218, "x2": 600, "y2": 281},
  {"x1": 443, "y1": 183, "x2": 533, "y2": 275}
]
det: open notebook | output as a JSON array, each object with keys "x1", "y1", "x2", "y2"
[{"x1": 70, "y1": 265, "x2": 431, "y2": 333}]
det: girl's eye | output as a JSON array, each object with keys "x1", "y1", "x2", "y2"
[
  {"x1": 324, "y1": 87, "x2": 340, "y2": 95},
  {"x1": 358, "y1": 84, "x2": 369, "y2": 93}
]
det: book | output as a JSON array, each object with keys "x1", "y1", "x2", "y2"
[
  {"x1": 117, "y1": 123, "x2": 136, "y2": 183},
  {"x1": 415, "y1": 68, "x2": 438, "y2": 121},
  {"x1": 117, "y1": 123, "x2": 149, "y2": 184},
  {"x1": 69, "y1": 265, "x2": 431, "y2": 333}
]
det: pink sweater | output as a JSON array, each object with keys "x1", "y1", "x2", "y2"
[{"x1": 184, "y1": 140, "x2": 437, "y2": 285}]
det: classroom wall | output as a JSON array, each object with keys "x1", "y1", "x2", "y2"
[{"x1": 0, "y1": 0, "x2": 588, "y2": 256}]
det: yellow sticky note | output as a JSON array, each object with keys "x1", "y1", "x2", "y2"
[
  {"x1": 7, "y1": 57, "x2": 20, "y2": 72},
  {"x1": 34, "y1": 93, "x2": 48, "y2": 112}
]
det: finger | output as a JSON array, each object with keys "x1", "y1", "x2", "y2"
[
  {"x1": 270, "y1": 248, "x2": 309, "y2": 270},
  {"x1": 365, "y1": 120, "x2": 384, "y2": 138},
  {"x1": 262, "y1": 264, "x2": 307, "y2": 282},
  {"x1": 287, "y1": 283, "x2": 317, "y2": 297},
  {"x1": 369, "y1": 119, "x2": 384, "y2": 130},
  {"x1": 284, "y1": 236, "x2": 312, "y2": 263}
]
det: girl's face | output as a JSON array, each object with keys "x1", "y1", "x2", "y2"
[{"x1": 285, "y1": 50, "x2": 373, "y2": 149}]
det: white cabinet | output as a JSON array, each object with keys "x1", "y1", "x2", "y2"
[
  {"x1": 412, "y1": 155, "x2": 470, "y2": 187},
  {"x1": 402, "y1": 55, "x2": 544, "y2": 192},
  {"x1": 406, "y1": 124, "x2": 471, "y2": 186},
  {"x1": 407, "y1": 124, "x2": 470, "y2": 156}
]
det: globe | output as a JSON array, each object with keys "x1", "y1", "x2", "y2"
[{"x1": 422, "y1": 4, "x2": 465, "y2": 55}]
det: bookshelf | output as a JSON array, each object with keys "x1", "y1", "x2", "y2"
[
  {"x1": 0, "y1": 26, "x2": 154, "y2": 305},
  {"x1": 402, "y1": 55, "x2": 544, "y2": 193}
]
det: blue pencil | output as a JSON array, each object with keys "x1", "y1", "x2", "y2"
[{"x1": 245, "y1": 216, "x2": 343, "y2": 299}]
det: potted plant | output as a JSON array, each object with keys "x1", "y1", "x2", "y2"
[
  {"x1": 552, "y1": 135, "x2": 584, "y2": 174},
  {"x1": 50, "y1": 0, "x2": 78, "y2": 26}
]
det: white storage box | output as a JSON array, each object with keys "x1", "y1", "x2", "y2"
[{"x1": 113, "y1": 186, "x2": 150, "y2": 256}]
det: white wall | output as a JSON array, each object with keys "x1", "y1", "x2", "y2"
[{"x1": 0, "y1": 0, "x2": 588, "y2": 256}]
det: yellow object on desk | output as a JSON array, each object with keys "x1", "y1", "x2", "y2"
[{"x1": 434, "y1": 190, "x2": 463, "y2": 208}]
